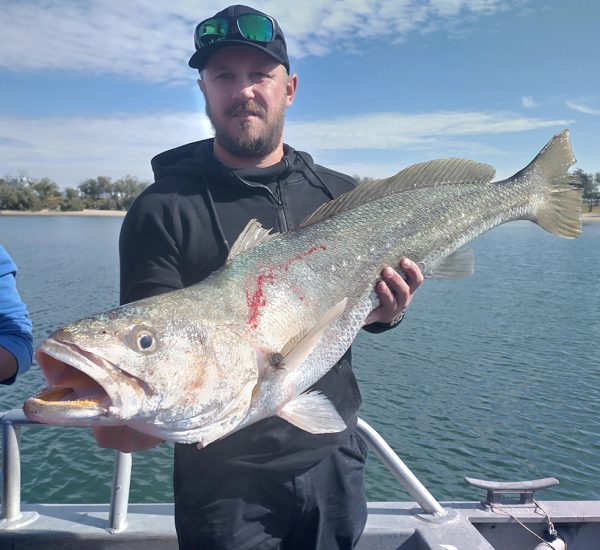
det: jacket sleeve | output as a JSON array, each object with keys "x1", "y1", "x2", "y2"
[
  {"x1": 362, "y1": 317, "x2": 403, "y2": 334},
  {"x1": 119, "y1": 188, "x2": 185, "y2": 305},
  {"x1": 0, "y1": 246, "x2": 33, "y2": 384}
]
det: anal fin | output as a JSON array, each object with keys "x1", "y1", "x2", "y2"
[{"x1": 427, "y1": 247, "x2": 474, "y2": 279}]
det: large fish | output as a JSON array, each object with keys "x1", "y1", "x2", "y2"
[{"x1": 24, "y1": 130, "x2": 581, "y2": 447}]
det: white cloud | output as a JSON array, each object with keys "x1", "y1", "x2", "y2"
[
  {"x1": 0, "y1": 109, "x2": 571, "y2": 186},
  {"x1": 521, "y1": 96, "x2": 537, "y2": 108},
  {"x1": 0, "y1": 0, "x2": 517, "y2": 84},
  {"x1": 286, "y1": 111, "x2": 570, "y2": 150},
  {"x1": 0, "y1": 112, "x2": 213, "y2": 186},
  {"x1": 565, "y1": 100, "x2": 600, "y2": 115}
]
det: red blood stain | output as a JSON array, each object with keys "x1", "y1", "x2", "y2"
[
  {"x1": 245, "y1": 271, "x2": 275, "y2": 331},
  {"x1": 245, "y1": 244, "x2": 327, "y2": 330},
  {"x1": 284, "y1": 244, "x2": 327, "y2": 269}
]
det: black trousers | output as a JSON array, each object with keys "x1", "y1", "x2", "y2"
[{"x1": 174, "y1": 433, "x2": 368, "y2": 550}]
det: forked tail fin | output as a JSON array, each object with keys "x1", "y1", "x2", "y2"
[{"x1": 512, "y1": 130, "x2": 582, "y2": 238}]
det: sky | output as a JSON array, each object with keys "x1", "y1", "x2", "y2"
[{"x1": 1, "y1": 0, "x2": 598, "y2": 188}]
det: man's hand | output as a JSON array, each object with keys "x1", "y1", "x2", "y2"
[
  {"x1": 93, "y1": 426, "x2": 163, "y2": 453},
  {"x1": 364, "y1": 258, "x2": 424, "y2": 326}
]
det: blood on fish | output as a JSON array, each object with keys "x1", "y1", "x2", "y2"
[
  {"x1": 245, "y1": 244, "x2": 327, "y2": 330},
  {"x1": 245, "y1": 271, "x2": 275, "y2": 331},
  {"x1": 283, "y1": 244, "x2": 327, "y2": 269}
]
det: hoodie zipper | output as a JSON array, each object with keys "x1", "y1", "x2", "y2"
[
  {"x1": 234, "y1": 173, "x2": 289, "y2": 233},
  {"x1": 275, "y1": 180, "x2": 289, "y2": 233}
]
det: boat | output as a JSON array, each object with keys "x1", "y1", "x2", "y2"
[{"x1": 1, "y1": 409, "x2": 598, "y2": 549}]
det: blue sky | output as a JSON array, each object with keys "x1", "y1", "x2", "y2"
[{"x1": 1, "y1": 0, "x2": 598, "y2": 188}]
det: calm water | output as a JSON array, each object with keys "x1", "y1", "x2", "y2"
[{"x1": 0, "y1": 215, "x2": 598, "y2": 506}]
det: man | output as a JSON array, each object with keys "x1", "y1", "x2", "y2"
[
  {"x1": 0, "y1": 244, "x2": 33, "y2": 384},
  {"x1": 95, "y1": 5, "x2": 423, "y2": 549}
]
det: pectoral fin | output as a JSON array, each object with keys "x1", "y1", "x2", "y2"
[
  {"x1": 277, "y1": 298, "x2": 348, "y2": 370},
  {"x1": 278, "y1": 391, "x2": 347, "y2": 433}
]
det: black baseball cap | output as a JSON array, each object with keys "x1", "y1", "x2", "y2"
[{"x1": 188, "y1": 5, "x2": 290, "y2": 73}]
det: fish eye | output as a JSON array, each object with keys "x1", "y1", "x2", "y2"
[
  {"x1": 139, "y1": 334, "x2": 153, "y2": 350},
  {"x1": 129, "y1": 326, "x2": 158, "y2": 353}
]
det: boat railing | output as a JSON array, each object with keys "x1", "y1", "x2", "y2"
[{"x1": 0, "y1": 409, "x2": 445, "y2": 532}]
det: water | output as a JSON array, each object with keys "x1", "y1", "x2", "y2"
[{"x1": 0, "y1": 215, "x2": 598, "y2": 506}]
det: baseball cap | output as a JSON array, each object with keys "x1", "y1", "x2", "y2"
[{"x1": 188, "y1": 5, "x2": 290, "y2": 73}]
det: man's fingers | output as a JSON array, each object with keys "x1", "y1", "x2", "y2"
[
  {"x1": 382, "y1": 266, "x2": 410, "y2": 308},
  {"x1": 376, "y1": 279, "x2": 397, "y2": 309},
  {"x1": 400, "y1": 258, "x2": 424, "y2": 292},
  {"x1": 365, "y1": 260, "x2": 424, "y2": 326}
]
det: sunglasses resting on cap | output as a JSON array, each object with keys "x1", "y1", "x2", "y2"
[{"x1": 188, "y1": 5, "x2": 290, "y2": 73}]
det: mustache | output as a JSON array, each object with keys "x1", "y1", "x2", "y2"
[{"x1": 226, "y1": 101, "x2": 266, "y2": 118}]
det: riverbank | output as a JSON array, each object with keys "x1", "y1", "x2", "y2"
[
  {"x1": 582, "y1": 211, "x2": 600, "y2": 223},
  {"x1": 1, "y1": 209, "x2": 598, "y2": 221},
  {"x1": 0, "y1": 209, "x2": 126, "y2": 217}
]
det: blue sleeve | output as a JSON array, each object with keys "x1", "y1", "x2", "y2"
[{"x1": 0, "y1": 245, "x2": 33, "y2": 384}]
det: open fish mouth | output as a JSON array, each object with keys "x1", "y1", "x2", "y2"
[{"x1": 23, "y1": 338, "x2": 125, "y2": 425}]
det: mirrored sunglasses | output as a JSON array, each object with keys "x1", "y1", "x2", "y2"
[{"x1": 195, "y1": 14, "x2": 275, "y2": 48}]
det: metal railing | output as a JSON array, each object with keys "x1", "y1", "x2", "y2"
[
  {"x1": 0, "y1": 409, "x2": 131, "y2": 532},
  {"x1": 356, "y1": 418, "x2": 445, "y2": 517},
  {"x1": 0, "y1": 409, "x2": 445, "y2": 532}
]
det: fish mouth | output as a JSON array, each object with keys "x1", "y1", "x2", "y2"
[{"x1": 23, "y1": 338, "x2": 143, "y2": 425}]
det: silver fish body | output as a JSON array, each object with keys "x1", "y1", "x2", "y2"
[{"x1": 24, "y1": 130, "x2": 581, "y2": 447}]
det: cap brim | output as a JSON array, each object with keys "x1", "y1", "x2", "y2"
[{"x1": 189, "y1": 41, "x2": 287, "y2": 72}]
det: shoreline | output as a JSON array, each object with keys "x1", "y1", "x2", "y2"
[
  {"x1": 0, "y1": 209, "x2": 126, "y2": 217},
  {"x1": 582, "y1": 212, "x2": 600, "y2": 223},
  {"x1": 1, "y1": 210, "x2": 598, "y2": 221}
]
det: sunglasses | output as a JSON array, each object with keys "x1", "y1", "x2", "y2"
[{"x1": 195, "y1": 14, "x2": 275, "y2": 48}]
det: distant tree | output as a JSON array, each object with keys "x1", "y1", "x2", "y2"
[
  {"x1": 0, "y1": 173, "x2": 31, "y2": 188},
  {"x1": 79, "y1": 177, "x2": 108, "y2": 201},
  {"x1": 61, "y1": 187, "x2": 85, "y2": 211},
  {"x1": 112, "y1": 175, "x2": 149, "y2": 210},
  {"x1": 572, "y1": 168, "x2": 594, "y2": 195},
  {"x1": 0, "y1": 182, "x2": 20, "y2": 209},
  {"x1": 97, "y1": 176, "x2": 113, "y2": 200},
  {"x1": 78, "y1": 176, "x2": 115, "y2": 209},
  {"x1": 571, "y1": 168, "x2": 598, "y2": 212},
  {"x1": 352, "y1": 174, "x2": 376, "y2": 186},
  {"x1": 594, "y1": 173, "x2": 600, "y2": 208},
  {"x1": 0, "y1": 181, "x2": 40, "y2": 210},
  {"x1": 2, "y1": 172, "x2": 161, "y2": 212},
  {"x1": 31, "y1": 177, "x2": 62, "y2": 209}
]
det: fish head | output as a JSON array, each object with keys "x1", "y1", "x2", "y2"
[{"x1": 23, "y1": 298, "x2": 258, "y2": 441}]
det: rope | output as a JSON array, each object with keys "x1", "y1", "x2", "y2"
[{"x1": 488, "y1": 501, "x2": 567, "y2": 549}]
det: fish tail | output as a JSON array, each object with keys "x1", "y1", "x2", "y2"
[{"x1": 517, "y1": 129, "x2": 582, "y2": 239}]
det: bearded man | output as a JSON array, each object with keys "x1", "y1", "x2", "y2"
[{"x1": 94, "y1": 5, "x2": 423, "y2": 549}]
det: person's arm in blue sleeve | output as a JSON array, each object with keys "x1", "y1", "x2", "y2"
[{"x1": 0, "y1": 246, "x2": 33, "y2": 384}]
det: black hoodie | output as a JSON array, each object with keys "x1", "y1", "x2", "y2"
[{"x1": 120, "y1": 138, "x2": 378, "y2": 472}]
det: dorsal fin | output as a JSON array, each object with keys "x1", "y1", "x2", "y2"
[
  {"x1": 227, "y1": 219, "x2": 277, "y2": 262},
  {"x1": 301, "y1": 158, "x2": 496, "y2": 228}
]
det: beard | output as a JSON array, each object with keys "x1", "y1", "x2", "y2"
[{"x1": 205, "y1": 98, "x2": 286, "y2": 159}]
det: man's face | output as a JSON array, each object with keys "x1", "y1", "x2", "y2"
[{"x1": 199, "y1": 46, "x2": 296, "y2": 159}]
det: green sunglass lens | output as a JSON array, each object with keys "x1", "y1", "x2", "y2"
[
  {"x1": 198, "y1": 18, "x2": 229, "y2": 45},
  {"x1": 237, "y1": 14, "x2": 274, "y2": 42}
]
